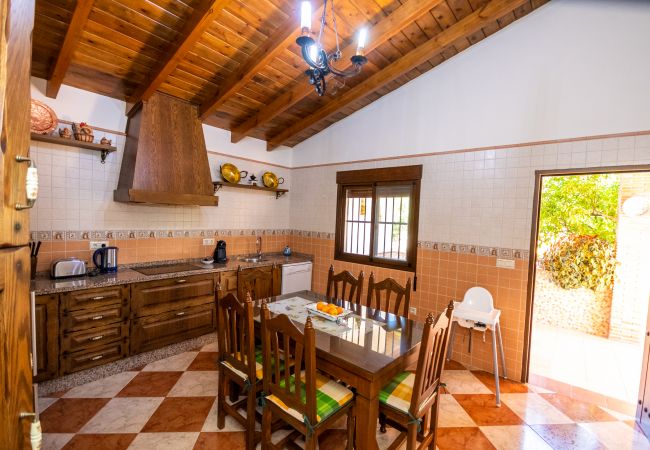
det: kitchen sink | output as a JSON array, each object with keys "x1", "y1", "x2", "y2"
[{"x1": 238, "y1": 256, "x2": 268, "y2": 263}]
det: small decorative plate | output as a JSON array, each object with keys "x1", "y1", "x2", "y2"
[{"x1": 30, "y1": 99, "x2": 58, "y2": 134}]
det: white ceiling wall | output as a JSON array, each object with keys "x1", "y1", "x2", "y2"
[{"x1": 291, "y1": 0, "x2": 650, "y2": 167}]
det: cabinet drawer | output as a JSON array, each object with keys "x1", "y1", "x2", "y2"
[
  {"x1": 61, "y1": 303, "x2": 129, "y2": 332},
  {"x1": 61, "y1": 341, "x2": 128, "y2": 375},
  {"x1": 62, "y1": 286, "x2": 128, "y2": 312},
  {"x1": 218, "y1": 270, "x2": 238, "y2": 297},
  {"x1": 62, "y1": 322, "x2": 129, "y2": 354},
  {"x1": 132, "y1": 274, "x2": 215, "y2": 317},
  {"x1": 131, "y1": 303, "x2": 216, "y2": 354}
]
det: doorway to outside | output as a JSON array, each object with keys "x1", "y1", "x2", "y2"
[{"x1": 526, "y1": 167, "x2": 650, "y2": 416}]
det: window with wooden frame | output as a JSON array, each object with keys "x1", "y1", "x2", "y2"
[{"x1": 335, "y1": 165, "x2": 422, "y2": 272}]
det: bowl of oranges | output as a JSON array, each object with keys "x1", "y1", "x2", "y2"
[{"x1": 306, "y1": 302, "x2": 351, "y2": 321}]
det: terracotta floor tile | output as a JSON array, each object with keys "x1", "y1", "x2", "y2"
[
  {"x1": 142, "y1": 396, "x2": 215, "y2": 432},
  {"x1": 42, "y1": 389, "x2": 70, "y2": 398},
  {"x1": 480, "y1": 425, "x2": 553, "y2": 450},
  {"x1": 142, "y1": 352, "x2": 199, "y2": 372},
  {"x1": 168, "y1": 371, "x2": 219, "y2": 397},
  {"x1": 438, "y1": 394, "x2": 476, "y2": 428},
  {"x1": 40, "y1": 398, "x2": 110, "y2": 433},
  {"x1": 540, "y1": 393, "x2": 617, "y2": 422},
  {"x1": 193, "y1": 432, "x2": 246, "y2": 449},
  {"x1": 436, "y1": 427, "x2": 496, "y2": 450},
  {"x1": 61, "y1": 433, "x2": 137, "y2": 450},
  {"x1": 500, "y1": 393, "x2": 573, "y2": 425},
  {"x1": 200, "y1": 341, "x2": 219, "y2": 352},
  {"x1": 529, "y1": 424, "x2": 607, "y2": 450},
  {"x1": 318, "y1": 429, "x2": 351, "y2": 450},
  {"x1": 187, "y1": 352, "x2": 219, "y2": 371},
  {"x1": 471, "y1": 370, "x2": 530, "y2": 393},
  {"x1": 116, "y1": 371, "x2": 183, "y2": 397},
  {"x1": 445, "y1": 359, "x2": 466, "y2": 370},
  {"x1": 41, "y1": 433, "x2": 74, "y2": 450},
  {"x1": 63, "y1": 372, "x2": 138, "y2": 398},
  {"x1": 453, "y1": 394, "x2": 524, "y2": 426},
  {"x1": 201, "y1": 398, "x2": 246, "y2": 432},
  {"x1": 442, "y1": 371, "x2": 492, "y2": 395},
  {"x1": 80, "y1": 397, "x2": 163, "y2": 433}
]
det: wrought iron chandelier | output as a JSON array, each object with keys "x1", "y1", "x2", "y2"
[{"x1": 297, "y1": 0, "x2": 368, "y2": 96}]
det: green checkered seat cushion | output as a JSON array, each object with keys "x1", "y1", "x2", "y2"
[
  {"x1": 221, "y1": 347, "x2": 265, "y2": 382},
  {"x1": 266, "y1": 371, "x2": 354, "y2": 423},
  {"x1": 379, "y1": 371, "x2": 415, "y2": 414}
]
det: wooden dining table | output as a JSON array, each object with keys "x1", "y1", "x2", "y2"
[{"x1": 252, "y1": 290, "x2": 424, "y2": 450}]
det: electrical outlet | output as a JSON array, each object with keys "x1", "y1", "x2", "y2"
[
  {"x1": 496, "y1": 258, "x2": 515, "y2": 269},
  {"x1": 90, "y1": 240, "x2": 108, "y2": 250},
  {"x1": 409, "y1": 307, "x2": 417, "y2": 316},
  {"x1": 202, "y1": 238, "x2": 215, "y2": 246}
]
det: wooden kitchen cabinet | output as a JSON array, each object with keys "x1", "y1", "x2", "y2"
[
  {"x1": 218, "y1": 270, "x2": 238, "y2": 299},
  {"x1": 34, "y1": 294, "x2": 59, "y2": 382},
  {"x1": 131, "y1": 274, "x2": 216, "y2": 317},
  {"x1": 131, "y1": 303, "x2": 216, "y2": 354},
  {"x1": 237, "y1": 265, "x2": 281, "y2": 301}
]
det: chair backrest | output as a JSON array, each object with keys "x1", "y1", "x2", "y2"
[
  {"x1": 410, "y1": 302, "x2": 454, "y2": 418},
  {"x1": 366, "y1": 273, "x2": 411, "y2": 317},
  {"x1": 238, "y1": 266, "x2": 275, "y2": 301},
  {"x1": 460, "y1": 287, "x2": 494, "y2": 313},
  {"x1": 326, "y1": 265, "x2": 364, "y2": 304},
  {"x1": 216, "y1": 293, "x2": 256, "y2": 381},
  {"x1": 261, "y1": 303, "x2": 317, "y2": 425}
]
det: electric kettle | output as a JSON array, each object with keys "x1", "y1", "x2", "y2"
[{"x1": 93, "y1": 244, "x2": 118, "y2": 273}]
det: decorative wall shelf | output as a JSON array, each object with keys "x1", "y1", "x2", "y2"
[
  {"x1": 30, "y1": 133, "x2": 117, "y2": 163},
  {"x1": 213, "y1": 181, "x2": 288, "y2": 199}
]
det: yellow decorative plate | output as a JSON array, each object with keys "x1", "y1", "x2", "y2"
[
  {"x1": 262, "y1": 171, "x2": 284, "y2": 189},
  {"x1": 220, "y1": 163, "x2": 247, "y2": 184}
]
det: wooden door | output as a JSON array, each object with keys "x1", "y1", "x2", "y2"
[
  {"x1": 636, "y1": 298, "x2": 650, "y2": 435},
  {"x1": 1, "y1": 0, "x2": 37, "y2": 447},
  {"x1": 1, "y1": 0, "x2": 33, "y2": 247},
  {"x1": 0, "y1": 247, "x2": 35, "y2": 448}
]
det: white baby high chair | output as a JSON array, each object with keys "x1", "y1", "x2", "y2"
[{"x1": 446, "y1": 287, "x2": 507, "y2": 406}]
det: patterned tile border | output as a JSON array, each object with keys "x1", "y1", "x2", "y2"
[{"x1": 32, "y1": 229, "x2": 529, "y2": 260}]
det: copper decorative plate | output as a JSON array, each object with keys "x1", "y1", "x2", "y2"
[{"x1": 30, "y1": 99, "x2": 58, "y2": 134}]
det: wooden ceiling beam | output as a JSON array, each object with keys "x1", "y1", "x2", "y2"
[
  {"x1": 46, "y1": 0, "x2": 95, "y2": 98},
  {"x1": 266, "y1": 0, "x2": 528, "y2": 150},
  {"x1": 229, "y1": 0, "x2": 447, "y2": 144},
  {"x1": 126, "y1": 0, "x2": 231, "y2": 107},
  {"x1": 198, "y1": 5, "x2": 326, "y2": 120}
]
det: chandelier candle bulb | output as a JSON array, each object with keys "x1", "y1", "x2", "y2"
[
  {"x1": 356, "y1": 28, "x2": 367, "y2": 55},
  {"x1": 300, "y1": 1, "x2": 312, "y2": 34}
]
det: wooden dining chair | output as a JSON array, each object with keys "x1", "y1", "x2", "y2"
[
  {"x1": 366, "y1": 273, "x2": 412, "y2": 318},
  {"x1": 260, "y1": 303, "x2": 355, "y2": 450},
  {"x1": 326, "y1": 265, "x2": 364, "y2": 304},
  {"x1": 216, "y1": 293, "x2": 263, "y2": 450},
  {"x1": 378, "y1": 302, "x2": 455, "y2": 450},
  {"x1": 238, "y1": 265, "x2": 276, "y2": 301}
]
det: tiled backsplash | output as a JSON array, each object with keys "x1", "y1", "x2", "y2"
[{"x1": 28, "y1": 136, "x2": 291, "y2": 232}]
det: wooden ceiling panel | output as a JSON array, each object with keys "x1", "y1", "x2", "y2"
[{"x1": 32, "y1": 0, "x2": 547, "y2": 147}]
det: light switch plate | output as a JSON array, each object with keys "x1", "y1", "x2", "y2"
[
  {"x1": 496, "y1": 258, "x2": 515, "y2": 269},
  {"x1": 409, "y1": 307, "x2": 417, "y2": 316},
  {"x1": 90, "y1": 240, "x2": 108, "y2": 250},
  {"x1": 202, "y1": 238, "x2": 215, "y2": 246}
]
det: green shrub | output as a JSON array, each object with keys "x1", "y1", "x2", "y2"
[{"x1": 542, "y1": 235, "x2": 617, "y2": 291}]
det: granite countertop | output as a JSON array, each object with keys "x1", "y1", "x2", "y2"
[{"x1": 32, "y1": 253, "x2": 312, "y2": 295}]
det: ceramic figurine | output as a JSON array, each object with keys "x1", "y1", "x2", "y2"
[
  {"x1": 249, "y1": 174, "x2": 258, "y2": 185},
  {"x1": 58, "y1": 127, "x2": 72, "y2": 139},
  {"x1": 283, "y1": 245, "x2": 292, "y2": 256},
  {"x1": 100, "y1": 136, "x2": 112, "y2": 146}
]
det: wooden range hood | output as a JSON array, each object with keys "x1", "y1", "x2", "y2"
[{"x1": 114, "y1": 93, "x2": 218, "y2": 206}]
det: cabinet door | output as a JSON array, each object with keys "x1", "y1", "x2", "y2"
[
  {"x1": 237, "y1": 266, "x2": 281, "y2": 301},
  {"x1": 218, "y1": 270, "x2": 237, "y2": 299},
  {"x1": 132, "y1": 274, "x2": 215, "y2": 317},
  {"x1": 0, "y1": 247, "x2": 34, "y2": 447},
  {"x1": 34, "y1": 294, "x2": 59, "y2": 382},
  {"x1": 0, "y1": 0, "x2": 33, "y2": 247}
]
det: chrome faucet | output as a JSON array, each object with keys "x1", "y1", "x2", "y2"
[{"x1": 256, "y1": 236, "x2": 262, "y2": 258}]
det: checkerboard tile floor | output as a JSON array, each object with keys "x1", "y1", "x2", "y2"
[{"x1": 39, "y1": 342, "x2": 650, "y2": 450}]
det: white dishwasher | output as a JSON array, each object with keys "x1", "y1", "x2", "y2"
[{"x1": 281, "y1": 262, "x2": 313, "y2": 294}]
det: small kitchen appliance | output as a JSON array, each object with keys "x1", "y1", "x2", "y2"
[
  {"x1": 93, "y1": 245, "x2": 118, "y2": 273},
  {"x1": 213, "y1": 240, "x2": 227, "y2": 263},
  {"x1": 50, "y1": 258, "x2": 87, "y2": 279}
]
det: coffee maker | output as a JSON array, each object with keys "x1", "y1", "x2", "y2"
[{"x1": 213, "y1": 240, "x2": 227, "y2": 263}]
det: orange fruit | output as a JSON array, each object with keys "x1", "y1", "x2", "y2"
[
  {"x1": 317, "y1": 302, "x2": 326, "y2": 311},
  {"x1": 336, "y1": 307, "x2": 344, "y2": 314}
]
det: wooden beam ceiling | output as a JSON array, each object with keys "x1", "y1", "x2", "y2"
[
  {"x1": 126, "y1": 0, "x2": 231, "y2": 106},
  {"x1": 266, "y1": 0, "x2": 529, "y2": 150},
  {"x1": 198, "y1": 5, "x2": 329, "y2": 120},
  {"x1": 229, "y1": 0, "x2": 448, "y2": 144},
  {"x1": 46, "y1": 0, "x2": 95, "y2": 98}
]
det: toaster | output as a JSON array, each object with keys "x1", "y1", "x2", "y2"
[{"x1": 50, "y1": 258, "x2": 87, "y2": 279}]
